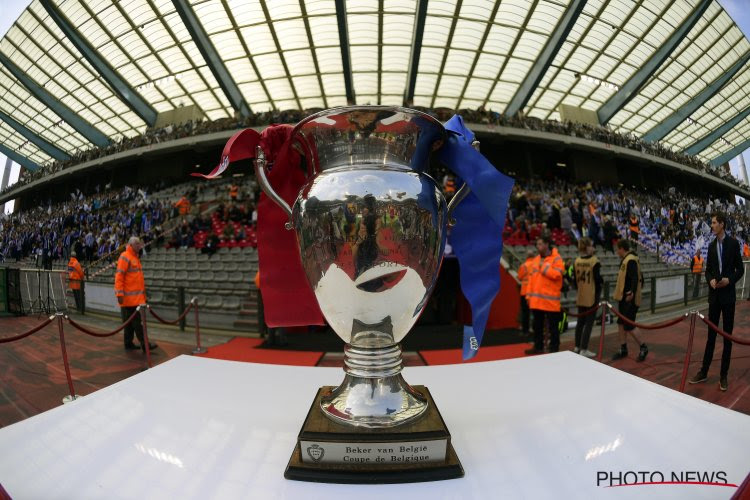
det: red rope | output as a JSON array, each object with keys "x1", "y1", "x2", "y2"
[
  {"x1": 699, "y1": 314, "x2": 750, "y2": 346},
  {"x1": 566, "y1": 303, "x2": 601, "y2": 318},
  {"x1": 65, "y1": 308, "x2": 141, "y2": 337},
  {"x1": 148, "y1": 303, "x2": 193, "y2": 325},
  {"x1": 606, "y1": 303, "x2": 688, "y2": 330},
  {"x1": 0, "y1": 316, "x2": 54, "y2": 343}
]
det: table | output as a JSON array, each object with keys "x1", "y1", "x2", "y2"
[{"x1": 1, "y1": 352, "x2": 748, "y2": 499}]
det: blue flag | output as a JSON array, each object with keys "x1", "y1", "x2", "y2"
[{"x1": 438, "y1": 115, "x2": 514, "y2": 360}]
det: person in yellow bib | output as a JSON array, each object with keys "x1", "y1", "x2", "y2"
[
  {"x1": 573, "y1": 237, "x2": 602, "y2": 357},
  {"x1": 691, "y1": 248, "x2": 704, "y2": 299},
  {"x1": 611, "y1": 239, "x2": 648, "y2": 361}
]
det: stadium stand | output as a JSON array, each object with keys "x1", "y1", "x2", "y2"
[{"x1": 2, "y1": 111, "x2": 747, "y2": 199}]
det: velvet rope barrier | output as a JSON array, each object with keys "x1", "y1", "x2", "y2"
[
  {"x1": 679, "y1": 312, "x2": 699, "y2": 393},
  {"x1": 191, "y1": 300, "x2": 206, "y2": 355},
  {"x1": 56, "y1": 313, "x2": 79, "y2": 403},
  {"x1": 141, "y1": 307, "x2": 152, "y2": 369},
  {"x1": 0, "y1": 316, "x2": 54, "y2": 343},
  {"x1": 147, "y1": 302, "x2": 194, "y2": 325},
  {"x1": 65, "y1": 307, "x2": 141, "y2": 338},
  {"x1": 698, "y1": 313, "x2": 750, "y2": 346},
  {"x1": 565, "y1": 303, "x2": 601, "y2": 318},
  {"x1": 605, "y1": 303, "x2": 690, "y2": 330}
]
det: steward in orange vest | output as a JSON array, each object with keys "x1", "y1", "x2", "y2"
[
  {"x1": 230, "y1": 184, "x2": 239, "y2": 200},
  {"x1": 67, "y1": 254, "x2": 84, "y2": 290},
  {"x1": 691, "y1": 252, "x2": 704, "y2": 274},
  {"x1": 691, "y1": 249, "x2": 704, "y2": 299},
  {"x1": 68, "y1": 252, "x2": 85, "y2": 313},
  {"x1": 525, "y1": 235, "x2": 565, "y2": 354},
  {"x1": 629, "y1": 214, "x2": 640, "y2": 239},
  {"x1": 517, "y1": 249, "x2": 537, "y2": 334},
  {"x1": 174, "y1": 196, "x2": 191, "y2": 216},
  {"x1": 114, "y1": 237, "x2": 156, "y2": 352}
]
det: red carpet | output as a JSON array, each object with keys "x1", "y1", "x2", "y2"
[
  {"x1": 196, "y1": 337, "x2": 324, "y2": 366},
  {"x1": 419, "y1": 343, "x2": 530, "y2": 365}
]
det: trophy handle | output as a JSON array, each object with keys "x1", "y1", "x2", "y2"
[
  {"x1": 446, "y1": 140, "x2": 479, "y2": 225},
  {"x1": 254, "y1": 145, "x2": 294, "y2": 230}
]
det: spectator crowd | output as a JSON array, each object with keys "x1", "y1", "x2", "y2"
[
  {"x1": 503, "y1": 178, "x2": 750, "y2": 267},
  {"x1": 0, "y1": 185, "x2": 167, "y2": 267}
]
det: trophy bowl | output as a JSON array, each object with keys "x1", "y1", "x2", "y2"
[{"x1": 256, "y1": 106, "x2": 465, "y2": 429}]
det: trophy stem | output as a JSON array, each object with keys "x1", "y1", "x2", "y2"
[{"x1": 319, "y1": 343, "x2": 428, "y2": 428}]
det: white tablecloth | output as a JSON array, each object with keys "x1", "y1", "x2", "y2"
[{"x1": 0, "y1": 352, "x2": 748, "y2": 499}]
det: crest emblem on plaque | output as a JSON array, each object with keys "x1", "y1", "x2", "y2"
[{"x1": 306, "y1": 444, "x2": 325, "y2": 462}]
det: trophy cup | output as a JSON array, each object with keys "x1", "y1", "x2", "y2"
[{"x1": 255, "y1": 106, "x2": 467, "y2": 483}]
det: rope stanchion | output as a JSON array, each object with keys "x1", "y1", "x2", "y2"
[
  {"x1": 606, "y1": 303, "x2": 689, "y2": 330},
  {"x1": 140, "y1": 306, "x2": 152, "y2": 369},
  {"x1": 56, "y1": 313, "x2": 81, "y2": 404},
  {"x1": 565, "y1": 304, "x2": 600, "y2": 318},
  {"x1": 65, "y1": 308, "x2": 140, "y2": 337},
  {"x1": 679, "y1": 312, "x2": 698, "y2": 393},
  {"x1": 191, "y1": 298, "x2": 206, "y2": 354},
  {"x1": 148, "y1": 302, "x2": 194, "y2": 325},
  {"x1": 698, "y1": 313, "x2": 750, "y2": 346},
  {"x1": 0, "y1": 316, "x2": 54, "y2": 343},
  {"x1": 597, "y1": 301, "x2": 607, "y2": 362}
]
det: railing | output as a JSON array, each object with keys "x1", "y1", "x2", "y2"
[
  {"x1": 0, "y1": 299, "x2": 203, "y2": 402},
  {"x1": 566, "y1": 301, "x2": 748, "y2": 393}
]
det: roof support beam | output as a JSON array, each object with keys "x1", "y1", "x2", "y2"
[
  {"x1": 710, "y1": 137, "x2": 750, "y2": 167},
  {"x1": 334, "y1": 0, "x2": 355, "y2": 105},
  {"x1": 0, "y1": 110, "x2": 70, "y2": 161},
  {"x1": 39, "y1": 0, "x2": 157, "y2": 127},
  {"x1": 171, "y1": 0, "x2": 250, "y2": 117},
  {"x1": 403, "y1": 0, "x2": 428, "y2": 106},
  {"x1": 504, "y1": 0, "x2": 586, "y2": 117},
  {"x1": 597, "y1": 0, "x2": 711, "y2": 125},
  {"x1": 0, "y1": 143, "x2": 40, "y2": 172},
  {"x1": 683, "y1": 104, "x2": 750, "y2": 156},
  {"x1": 0, "y1": 53, "x2": 110, "y2": 148},
  {"x1": 642, "y1": 52, "x2": 750, "y2": 143}
]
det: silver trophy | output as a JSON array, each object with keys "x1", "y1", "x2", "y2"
[{"x1": 256, "y1": 106, "x2": 467, "y2": 429}]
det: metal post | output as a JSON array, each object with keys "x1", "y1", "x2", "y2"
[
  {"x1": 650, "y1": 277, "x2": 657, "y2": 314},
  {"x1": 683, "y1": 274, "x2": 689, "y2": 306},
  {"x1": 140, "y1": 306, "x2": 152, "y2": 369},
  {"x1": 679, "y1": 312, "x2": 698, "y2": 393},
  {"x1": 178, "y1": 286, "x2": 186, "y2": 331},
  {"x1": 57, "y1": 313, "x2": 80, "y2": 403},
  {"x1": 191, "y1": 298, "x2": 206, "y2": 354},
  {"x1": 597, "y1": 302, "x2": 607, "y2": 361},
  {"x1": 603, "y1": 281, "x2": 610, "y2": 303}
]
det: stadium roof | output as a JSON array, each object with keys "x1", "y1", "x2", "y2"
[{"x1": 0, "y1": 0, "x2": 749, "y2": 173}]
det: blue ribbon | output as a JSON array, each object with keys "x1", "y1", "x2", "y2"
[{"x1": 438, "y1": 115, "x2": 514, "y2": 360}]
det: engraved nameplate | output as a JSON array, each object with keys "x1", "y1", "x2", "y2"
[{"x1": 299, "y1": 440, "x2": 448, "y2": 465}]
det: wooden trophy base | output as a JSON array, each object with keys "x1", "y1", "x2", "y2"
[{"x1": 284, "y1": 385, "x2": 464, "y2": 484}]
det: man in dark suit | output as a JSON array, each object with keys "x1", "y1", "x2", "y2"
[{"x1": 689, "y1": 212, "x2": 744, "y2": 391}]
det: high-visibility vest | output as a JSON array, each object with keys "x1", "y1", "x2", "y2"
[
  {"x1": 527, "y1": 248, "x2": 564, "y2": 312},
  {"x1": 230, "y1": 185, "x2": 239, "y2": 198},
  {"x1": 692, "y1": 256, "x2": 704, "y2": 274},
  {"x1": 518, "y1": 258, "x2": 534, "y2": 296},
  {"x1": 114, "y1": 245, "x2": 147, "y2": 307},
  {"x1": 175, "y1": 197, "x2": 190, "y2": 215},
  {"x1": 614, "y1": 252, "x2": 642, "y2": 307},
  {"x1": 67, "y1": 257, "x2": 84, "y2": 290},
  {"x1": 574, "y1": 255, "x2": 599, "y2": 307},
  {"x1": 743, "y1": 243, "x2": 750, "y2": 258},
  {"x1": 629, "y1": 216, "x2": 640, "y2": 234}
]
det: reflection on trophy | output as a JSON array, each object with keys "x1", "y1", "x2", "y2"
[{"x1": 256, "y1": 106, "x2": 466, "y2": 482}]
